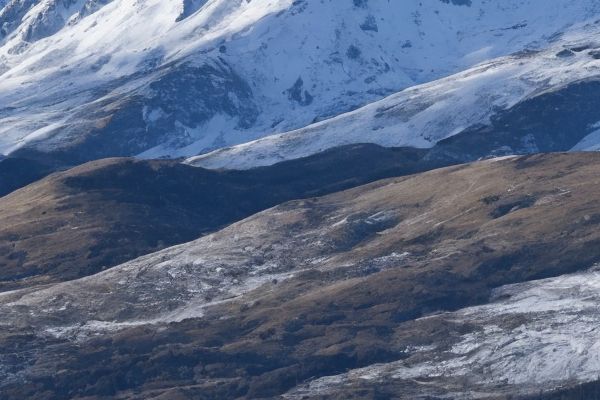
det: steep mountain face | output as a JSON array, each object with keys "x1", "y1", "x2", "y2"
[
  {"x1": 190, "y1": 25, "x2": 600, "y2": 169},
  {"x1": 0, "y1": 144, "x2": 442, "y2": 292},
  {"x1": 1, "y1": 153, "x2": 600, "y2": 399},
  {"x1": 1, "y1": 0, "x2": 599, "y2": 163},
  {"x1": 0, "y1": 0, "x2": 112, "y2": 51}
]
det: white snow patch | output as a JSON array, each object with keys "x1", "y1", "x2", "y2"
[
  {"x1": 571, "y1": 129, "x2": 600, "y2": 151},
  {"x1": 285, "y1": 265, "x2": 600, "y2": 398}
]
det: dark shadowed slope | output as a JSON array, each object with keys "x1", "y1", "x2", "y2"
[
  {"x1": 0, "y1": 157, "x2": 58, "y2": 197},
  {"x1": 0, "y1": 144, "x2": 437, "y2": 291},
  {"x1": 1, "y1": 153, "x2": 600, "y2": 399}
]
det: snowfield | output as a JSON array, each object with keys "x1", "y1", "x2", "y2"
[
  {"x1": 188, "y1": 20, "x2": 600, "y2": 169},
  {"x1": 2, "y1": 0, "x2": 600, "y2": 159}
]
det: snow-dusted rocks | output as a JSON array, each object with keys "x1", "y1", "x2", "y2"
[
  {"x1": 2, "y1": 0, "x2": 600, "y2": 162},
  {"x1": 189, "y1": 23, "x2": 600, "y2": 169}
]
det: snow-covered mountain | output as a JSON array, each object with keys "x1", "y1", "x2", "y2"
[
  {"x1": 6, "y1": 3, "x2": 600, "y2": 400},
  {"x1": 188, "y1": 21, "x2": 600, "y2": 169},
  {"x1": 2, "y1": 0, "x2": 600, "y2": 163}
]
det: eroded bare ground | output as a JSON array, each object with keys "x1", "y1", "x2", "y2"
[{"x1": 2, "y1": 153, "x2": 600, "y2": 399}]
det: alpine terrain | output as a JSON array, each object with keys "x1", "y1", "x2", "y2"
[{"x1": 1, "y1": 0, "x2": 600, "y2": 399}]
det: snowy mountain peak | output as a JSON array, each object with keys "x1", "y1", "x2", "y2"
[{"x1": 2, "y1": 0, "x2": 600, "y2": 163}]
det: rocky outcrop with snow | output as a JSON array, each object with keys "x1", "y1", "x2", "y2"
[
  {"x1": 188, "y1": 21, "x2": 600, "y2": 169},
  {"x1": 2, "y1": 0, "x2": 600, "y2": 163}
]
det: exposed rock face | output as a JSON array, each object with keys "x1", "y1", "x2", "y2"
[
  {"x1": 8, "y1": 59, "x2": 263, "y2": 164},
  {"x1": 1, "y1": 153, "x2": 600, "y2": 399},
  {"x1": 0, "y1": 0, "x2": 112, "y2": 47}
]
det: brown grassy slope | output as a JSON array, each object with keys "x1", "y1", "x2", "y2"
[
  {"x1": 0, "y1": 144, "x2": 433, "y2": 291},
  {"x1": 3, "y1": 152, "x2": 600, "y2": 399}
]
